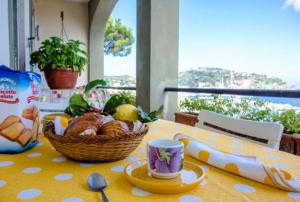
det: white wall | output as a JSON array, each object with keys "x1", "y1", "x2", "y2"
[
  {"x1": 33, "y1": 0, "x2": 89, "y2": 87},
  {"x1": 0, "y1": 0, "x2": 10, "y2": 67}
]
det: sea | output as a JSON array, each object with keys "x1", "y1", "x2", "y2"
[
  {"x1": 183, "y1": 94, "x2": 300, "y2": 108},
  {"x1": 258, "y1": 97, "x2": 300, "y2": 108}
]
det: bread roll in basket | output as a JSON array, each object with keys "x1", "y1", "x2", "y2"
[{"x1": 43, "y1": 113, "x2": 149, "y2": 162}]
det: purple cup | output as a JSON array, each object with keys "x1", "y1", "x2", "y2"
[{"x1": 147, "y1": 139, "x2": 184, "y2": 179}]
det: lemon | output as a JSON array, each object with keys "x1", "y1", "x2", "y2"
[{"x1": 114, "y1": 104, "x2": 139, "y2": 121}]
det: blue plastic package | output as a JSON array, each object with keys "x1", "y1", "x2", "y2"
[{"x1": 0, "y1": 65, "x2": 41, "y2": 153}]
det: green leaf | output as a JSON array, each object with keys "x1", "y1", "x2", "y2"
[
  {"x1": 137, "y1": 105, "x2": 164, "y2": 123},
  {"x1": 102, "y1": 94, "x2": 127, "y2": 114},
  {"x1": 148, "y1": 105, "x2": 164, "y2": 119},
  {"x1": 84, "y1": 79, "x2": 107, "y2": 94},
  {"x1": 64, "y1": 93, "x2": 91, "y2": 116}
]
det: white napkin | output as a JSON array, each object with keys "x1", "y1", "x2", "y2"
[{"x1": 174, "y1": 133, "x2": 300, "y2": 192}]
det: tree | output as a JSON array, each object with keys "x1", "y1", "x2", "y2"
[{"x1": 104, "y1": 17, "x2": 135, "y2": 57}]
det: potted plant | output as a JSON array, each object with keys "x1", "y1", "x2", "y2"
[
  {"x1": 273, "y1": 110, "x2": 300, "y2": 155},
  {"x1": 30, "y1": 36, "x2": 87, "y2": 89},
  {"x1": 175, "y1": 97, "x2": 206, "y2": 126},
  {"x1": 175, "y1": 95, "x2": 237, "y2": 126}
]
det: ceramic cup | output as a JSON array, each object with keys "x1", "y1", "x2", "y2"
[{"x1": 147, "y1": 139, "x2": 184, "y2": 179}]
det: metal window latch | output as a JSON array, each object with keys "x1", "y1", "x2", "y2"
[{"x1": 35, "y1": 25, "x2": 40, "y2": 41}]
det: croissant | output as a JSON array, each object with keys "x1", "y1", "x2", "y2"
[
  {"x1": 64, "y1": 120, "x2": 98, "y2": 136},
  {"x1": 99, "y1": 120, "x2": 129, "y2": 136},
  {"x1": 66, "y1": 113, "x2": 104, "y2": 134}
]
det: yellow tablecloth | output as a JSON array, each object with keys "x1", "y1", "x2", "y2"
[{"x1": 1, "y1": 119, "x2": 300, "y2": 202}]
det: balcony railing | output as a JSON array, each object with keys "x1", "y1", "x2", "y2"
[
  {"x1": 40, "y1": 87, "x2": 300, "y2": 117},
  {"x1": 95, "y1": 86, "x2": 300, "y2": 98},
  {"x1": 164, "y1": 87, "x2": 300, "y2": 98}
]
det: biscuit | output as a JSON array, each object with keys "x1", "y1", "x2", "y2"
[
  {"x1": 31, "y1": 119, "x2": 39, "y2": 141},
  {"x1": 0, "y1": 122, "x2": 24, "y2": 141},
  {"x1": 17, "y1": 129, "x2": 32, "y2": 146},
  {"x1": 22, "y1": 106, "x2": 33, "y2": 120},
  {"x1": 0, "y1": 115, "x2": 21, "y2": 130},
  {"x1": 32, "y1": 106, "x2": 39, "y2": 120}
]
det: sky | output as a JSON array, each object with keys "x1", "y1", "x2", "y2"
[{"x1": 104, "y1": 0, "x2": 300, "y2": 88}]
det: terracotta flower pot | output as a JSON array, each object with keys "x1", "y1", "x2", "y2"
[
  {"x1": 279, "y1": 133, "x2": 295, "y2": 154},
  {"x1": 294, "y1": 134, "x2": 300, "y2": 156},
  {"x1": 279, "y1": 133, "x2": 300, "y2": 156},
  {"x1": 174, "y1": 112, "x2": 199, "y2": 126},
  {"x1": 44, "y1": 68, "x2": 78, "y2": 89}
]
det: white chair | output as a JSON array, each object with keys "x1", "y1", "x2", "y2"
[{"x1": 195, "y1": 110, "x2": 284, "y2": 149}]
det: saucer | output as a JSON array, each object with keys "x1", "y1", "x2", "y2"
[{"x1": 125, "y1": 160, "x2": 205, "y2": 194}]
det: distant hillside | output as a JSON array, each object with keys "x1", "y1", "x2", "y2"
[
  {"x1": 104, "y1": 75, "x2": 136, "y2": 87},
  {"x1": 179, "y1": 67, "x2": 292, "y2": 89},
  {"x1": 105, "y1": 67, "x2": 292, "y2": 89}
]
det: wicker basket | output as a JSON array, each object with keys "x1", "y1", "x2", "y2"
[{"x1": 43, "y1": 122, "x2": 149, "y2": 162}]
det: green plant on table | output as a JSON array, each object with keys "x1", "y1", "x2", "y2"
[{"x1": 30, "y1": 36, "x2": 87, "y2": 74}]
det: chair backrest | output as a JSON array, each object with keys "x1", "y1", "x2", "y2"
[{"x1": 195, "y1": 110, "x2": 284, "y2": 149}]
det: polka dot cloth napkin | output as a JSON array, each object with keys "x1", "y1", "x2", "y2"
[{"x1": 175, "y1": 133, "x2": 300, "y2": 192}]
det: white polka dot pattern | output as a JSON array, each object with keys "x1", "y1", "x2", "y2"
[
  {"x1": 54, "y1": 173, "x2": 73, "y2": 181},
  {"x1": 266, "y1": 155, "x2": 280, "y2": 160},
  {"x1": 262, "y1": 147, "x2": 273, "y2": 152},
  {"x1": 52, "y1": 157, "x2": 66, "y2": 163},
  {"x1": 181, "y1": 170, "x2": 198, "y2": 184},
  {"x1": 23, "y1": 167, "x2": 41, "y2": 174},
  {"x1": 234, "y1": 184, "x2": 256, "y2": 193},
  {"x1": 112, "y1": 166, "x2": 124, "y2": 172},
  {"x1": 127, "y1": 156, "x2": 140, "y2": 162},
  {"x1": 27, "y1": 153, "x2": 42, "y2": 158},
  {"x1": 131, "y1": 187, "x2": 150, "y2": 196},
  {"x1": 0, "y1": 180, "x2": 6, "y2": 187},
  {"x1": 288, "y1": 192, "x2": 300, "y2": 201},
  {"x1": 17, "y1": 189, "x2": 41, "y2": 199},
  {"x1": 0, "y1": 161, "x2": 14, "y2": 167},
  {"x1": 80, "y1": 163, "x2": 95, "y2": 167},
  {"x1": 61, "y1": 198, "x2": 83, "y2": 202},
  {"x1": 179, "y1": 195, "x2": 202, "y2": 202}
]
